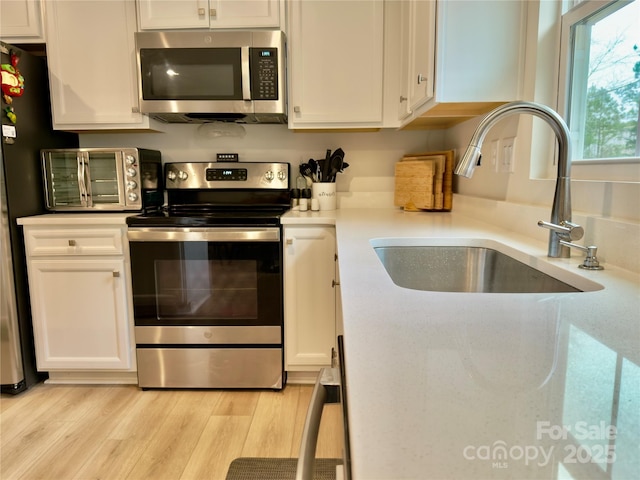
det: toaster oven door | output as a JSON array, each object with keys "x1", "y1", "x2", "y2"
[
  {"x1": 83, "y1": 151, "x2": 126, "y2": 208},
  {"x1": 42, "y1": 150, "x2": 126, "y2": 211},
  {"x1": 42, "y1": 150, "x2": 86, "y2": 209}
]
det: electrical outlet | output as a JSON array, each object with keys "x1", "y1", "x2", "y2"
[
  {"x1": 489, "y1": 139, "x2": 499, "y2": 171},
  {"x1": 500, "y1": 137, "x2": 516, "y2": 173}
]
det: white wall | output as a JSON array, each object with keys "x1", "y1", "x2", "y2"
[
  {"x1": 446, "y1": 0, "x2": 639, "y2": 224},
  {"x1": 80, "y1": 124, "x2": 444, "y2": 207}
]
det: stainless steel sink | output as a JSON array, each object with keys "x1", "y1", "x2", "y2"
[{"x1": 374, "y1": 245, "x2": 590, "y2": 293}]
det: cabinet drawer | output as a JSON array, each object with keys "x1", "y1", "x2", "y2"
[{"x1": 25, "y1": 228, "x2": 124, "y2": 256}]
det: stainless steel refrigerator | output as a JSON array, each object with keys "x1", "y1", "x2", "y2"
[{"x1": 1, "y1": 41, "x2": 78, "y2": 394}]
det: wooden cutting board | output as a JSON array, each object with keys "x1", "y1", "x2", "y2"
[
  {"x1": 394, "y1": 160, "x2": 435, "y2": 211},
  {"x1": 396, "y1": 150, "x2": 454, "y2": 211}
]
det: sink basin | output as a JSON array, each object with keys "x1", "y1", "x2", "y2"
[{"x1": 372, "y1": 240, "x2": 603, "y2": 293}]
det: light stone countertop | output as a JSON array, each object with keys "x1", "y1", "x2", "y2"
[
  {"x1": 17, "y1": 213, "x2": 134, "y2": 225},
  {"x1": 283, "y1": 207, "x2": 640, "y2": 480}
]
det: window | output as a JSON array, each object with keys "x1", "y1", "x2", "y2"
[{"x1": 559, "y1": 0, "x2": 639, "y2": 167}]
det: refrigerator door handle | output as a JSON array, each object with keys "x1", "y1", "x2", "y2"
[{"x1": 296, "y1": 367, "x2": 341, "y2": 480}]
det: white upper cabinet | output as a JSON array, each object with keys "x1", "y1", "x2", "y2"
[
  {"x1": 401, "y1": 0, "x2": 526, "y2": 128},
  {"x1": 287, "y1": 0, "x2": 384, "y2": 129},
  {"x1": 395, "y1": 0, "x2": 436, "y2": 123},
  {"x1": 137, "y1": 0, "x2": 280, "y2": 30},
  {"x1": 44, "y1": 0, "x2": 160, "y2": 131},
  {"x1": 0, "y1": 0, "x2": 45, "y2": 43}
]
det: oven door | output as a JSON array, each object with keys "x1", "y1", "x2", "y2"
[{"x1": 128, "y1": 226, "x2": 282, "y2": 330}]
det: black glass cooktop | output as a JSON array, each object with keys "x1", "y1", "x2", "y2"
[{"x1": 126, "y1": 208, "x2": 288, "y2": 228}]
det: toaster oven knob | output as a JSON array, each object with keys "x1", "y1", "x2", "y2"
[
  {"x1": 167, "y1": 170, "x2": 177, "y2": 181},
  {"x1": 128, "y1": 192, "x2": 138, "y2": 202},
  {"x1": 265, "y1": 171, "x2": 274, "y2": 181},
  {"x1": 277, "y1": 170, "x2": 286, "y2": 181},
  {"x1": 126, "y1": 168, "x2": 137, "y2": 178},
  {"x1": 177, "y1": 170, "x2": 189, "y2": 181},
  {"x1": 125, "y1": 155, "x2": 136, "y2": 165},
  {"x1": 127, "y1": 180, "x2": 137, "y2": 190}
]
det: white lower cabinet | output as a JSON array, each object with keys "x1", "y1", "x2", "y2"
[
  {"x1": 20, "y1": 219, "x2": 136, "y2": 383},
  {"x1": 27, "y1": 258, "x2": 130, "y2": 370},
  {"x1": 284, "y1": 225, "x2": 337, "y2": 377}
]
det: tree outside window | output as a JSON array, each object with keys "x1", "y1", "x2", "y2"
[{"x1": 566, "y1": 0, "x2": 639, "y2": 161}]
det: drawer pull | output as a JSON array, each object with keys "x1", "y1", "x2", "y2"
[
  {"x1": 112, "y1": 271, "x2": 120, "y2": 278},
  {"x1": 68, "y1": 239, "x2": 76, "y2": 246},
  {"x1": 286, "y1": 238, "x2": 293, "y2": 245}
]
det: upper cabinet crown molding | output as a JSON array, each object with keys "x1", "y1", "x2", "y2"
[
  {"x1": 0, "y1": 0, "x2": 45, "y2": 43},
  {"x1": 137, "y1": 0, "x2": 281, "y2": 30}
]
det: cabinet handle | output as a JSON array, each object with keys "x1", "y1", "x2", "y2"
[
  {"x1": 131, "y1": 106, "x2": 140, "y2": 113},
  {"x1": 399, "y1": 96, "x2": 408, "y2": 103},
  {"x1": 68, "y1": 239, "x2": 76, "y2": 246},
  {"x1": 286, "y1": 238, "x2": 293, "y2": 245},
  {"x1": 198, "y1": 7, "x2": 205, "y2": 16},
  {"x1": 293, "y1": 106, "x2": 301, "y2": 113},
  {"x1": 113, "y1": 271, "x2": 120, "y2": 278},
  {"x1": 332, "y1": 280, "x2": 340, "y2": 288},
  {"x1": 210, "y1": 8, "x2": 216, "y2": 17},
  {"x1": 417, "y1": 74, "x2": 426, "y2": 84}
]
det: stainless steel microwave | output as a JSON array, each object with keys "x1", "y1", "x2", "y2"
[
  {"x1": 135, "y1": 30, "x2": 286, "y2": 124},
  {"x1": 41, "y1": 148, "x2": 163, "y2": 212}
]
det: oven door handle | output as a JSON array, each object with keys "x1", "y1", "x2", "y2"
[{"x1": 127, "y1": 227, "x2": 280, "y2": 242}]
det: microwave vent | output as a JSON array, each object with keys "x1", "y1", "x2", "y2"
[{"x1": 149, "y1": 112, "x2": 287, "y2": 125}]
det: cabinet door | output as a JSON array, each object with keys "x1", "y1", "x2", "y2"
[
  {"x1": 137, "y1": 0, "x2": 279, "y2": 30},
  {"x1": 397, "y1": 0, "x2": 436, "y2": 124},
  {"x1": 288, "y1": 0, "x2": 384, "y2": 128},
  {"x1": 284, "y1": 226, "x2": 336, "y2": 369},
  {"x1": 137, "y1": 0, "x2": 209, "y2": 29},
  {"x1": 45, "y1": 0, "x2": 155, "y2": 130},
  {"x1": 28, "y1": 258, "x2": 132, "y2": 370},
  {"x1": 406, "y1": 0, "x2": 435, "y2": 112},
  {"x1": 0, "y1": 0, "x2": 44, "y2": 43},
  {"x1": 211, "y1": 0, "x2": 280, "y2": 28}
]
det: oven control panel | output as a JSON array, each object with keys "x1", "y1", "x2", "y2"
[{"x1": 165, "y1": 162, "x2": 289, "y2": 190}]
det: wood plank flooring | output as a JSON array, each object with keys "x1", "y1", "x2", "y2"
[{"x1": 0, "y1": 383, "x2": 343, "y2": 480}]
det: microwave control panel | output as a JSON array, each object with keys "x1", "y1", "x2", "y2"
[{"x1": 250, "y1": 48, "x2": 278, "y2": 101}]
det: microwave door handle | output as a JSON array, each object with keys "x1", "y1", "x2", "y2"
[{"x1": 241, "y1": 46, "x2": 251, "y2": 101}]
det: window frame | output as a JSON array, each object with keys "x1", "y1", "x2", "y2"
[{"x1": 557, "y1": 0, "x2": 640, "y2": 182}]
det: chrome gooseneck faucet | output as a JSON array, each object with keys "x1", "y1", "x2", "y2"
[{"x1": 454, "y1": 101, "x2": 584, "y2": 259}]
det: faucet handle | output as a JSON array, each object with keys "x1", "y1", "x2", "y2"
[{"x1": 537, "y1": 220, "x2": 584, "y2": 241}]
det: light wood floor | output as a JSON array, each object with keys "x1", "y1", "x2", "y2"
[{"x1": 0, "y1": 383, "x2": 343, "y2": 480}]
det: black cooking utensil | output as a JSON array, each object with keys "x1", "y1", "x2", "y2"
[
  {"x1": 322, "y1": 149, "x2": 332, "y2": 182},
  {"x1": 300, "y1": 162, "x2": 313, "y2": 179},
  {"x1": 327, "y1": 148, "x2": 345, "y2": 182},
  {"x1": 308, "y1": 158, "x2": 320, "y2": 182}
]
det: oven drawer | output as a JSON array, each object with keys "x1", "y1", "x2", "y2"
[
  {"x1": 136, "y1": 347, "x2": 283, "y2": 389},
  {"x1": 24, "y1": 228, "x2": 124, "y2": 257}
]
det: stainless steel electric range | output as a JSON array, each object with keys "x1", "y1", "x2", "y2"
[{"x1": 126, "y1": 161, "x2": 290, "y2": 389}]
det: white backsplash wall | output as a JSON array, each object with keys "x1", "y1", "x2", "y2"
[{"x1": 80, "y1": 124, "x2": 444, "y2": 207}]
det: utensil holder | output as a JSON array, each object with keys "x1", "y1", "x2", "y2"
[{"x1": 312, "y1": 183, "x2": 337, "y2": 211}]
